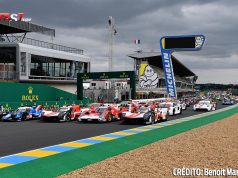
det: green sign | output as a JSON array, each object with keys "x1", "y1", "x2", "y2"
[
  {"x1": 0, "y1": 82, "x2": 93, "y2": 109},
  {"x1": 77, "y1": 71, "x2": 136, "y2": 100}
]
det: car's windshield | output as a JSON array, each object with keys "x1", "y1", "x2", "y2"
[
  {"x1": 90, "y1": 103, "x2": 101, "y2": 108},
  {"x1": 198, "y1": 101, "x2": 210, "y2": 105},
  {"x1": 138, "y1": 107, "x2": 149, "y2": 113},
  {"x1": 95, "y1": 107, "x2": 106, "y2": 114},
  {"x1": 159, "y1": 103, "x2": 171, "y2": 108},
  {"x1": 59, "y1": 107, "x2": 69, "y2": 112},
  {"x1": 17, "y1": 109, "x2": 26, "y2": 112}
]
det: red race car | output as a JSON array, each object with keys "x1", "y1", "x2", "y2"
[
  {"x1": 41, "y1": 105, "x2": 81, "y2": 122},
  {"x1": 78, "y1": 105, "x2": 120, "y2": 122}
]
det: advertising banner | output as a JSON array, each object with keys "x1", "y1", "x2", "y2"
[
  {"x1": 160, "y1": 35, "x2": 205, "y2": 98},
  {"x1": 161, "y1": 50, "x2": 177, "y2": 98}
]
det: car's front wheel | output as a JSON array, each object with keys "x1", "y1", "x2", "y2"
[
  {"x1": 107, "y1": 114, "x2": 112, "y2": 122},
  {"x1": 151, "y1": 115, "x2": 155, "y2": 124},
  {"x1": 62, "y1": 113, "x2": 71, "y2": 122},
  {"x1": 146, "y1": 115, "x2": 154, "y2": 125},
  {"x1": 21, "y1": 114, "x2": 27, "y2": 121}
]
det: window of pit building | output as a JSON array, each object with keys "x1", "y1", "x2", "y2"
[
  {"x1": 0, "y1": 47, "x2": 17, "y2": 80},
  {"x1": 159, "y1": 79, "x2": 166, "y2": 87},
  {"x1": 176, "y1": 81, "x2": 182, "y2": 88},
  {"x1": 20, "y1": 52, "x2": 26, "y2": 76},
  {"x1": 29, "y1": 54, "x2": 87, "y2": 79}
]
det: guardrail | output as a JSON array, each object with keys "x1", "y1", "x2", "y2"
[{"x1": 2, "y1": 36, "x2": 84, "y2": 55}]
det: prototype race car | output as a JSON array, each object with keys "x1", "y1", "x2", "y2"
[
  {"x1": 0, "y1": 111, "x2": 8, "y2": 120},
  {"x1": 155, "y1": 106, "x2": 168, "y2": 121},
  {"x1": 222, "y1": 98, "x2": 234, "y2": 105},
  {"x1": 28, "y1": 105, "x2": 43, "y2": 119},
  {"x1": 158, "y1": 102, "x2": 182, "y2": 116},
  {"x1": 2, "y1": 107, "x2": 31, "y2": 121},
  {"x1": 178, "y1": 101, "x2": 187, "y2": 110},
  {"x1": 78, "y1": 105, "x2": 120, "y2": 122},
  {"x1": 41, "y1": 106, "x2": 75, "y2": 122},
  {"x1": 121, "y1": 106, "x2": 156, "y2": 125},
  {"x1": 80, "y1": 103, "x2": 103, "y2": 115},
  {"x1": 193, "y1": 100, "x2": 216, "y2": 111}
]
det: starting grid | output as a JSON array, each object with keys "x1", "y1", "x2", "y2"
[{"x1": 0, "y1": 104, "x2": 237, "y2": 169}]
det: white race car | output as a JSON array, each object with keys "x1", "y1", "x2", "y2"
[
  {"x1": 193, "y1": 100, "x2": 216, "y2": 111},
  {"x1": 158, "y1": 102, "x2": 182, "y2": 116},
  {"x1": 154, "y1": 107, "x2": 168, "y2": 121},
  {"x1": 177, "y1": 101, "x2": 187, "y2": 110}
]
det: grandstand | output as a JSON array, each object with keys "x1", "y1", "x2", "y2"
[{"x1": 128, "y1": 51, "x2": 197, "y2": 98}]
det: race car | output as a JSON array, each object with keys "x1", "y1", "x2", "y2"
[
  {"x1": 178, "y1": 101, "x2": 187, "y2": 110},
  {"x1": 0, "y1": 110, "x2": 8, "y2": 120},
  {"x1": 2, "y1": 107, "x2": 31, "y2": 121},
  {"x1": 70, "y1": 105, "x2": 81, "y2": 120},
  {"x1": 222, "y1": 98, "x2": 234, "y2": 105},
  {"x1": 193, "y1": 100, "x2": 216, "y2": 111},
  {"x1": 155, "y1": 106, "x2": 168, "y2": 121},
  {"x1": 158, "y1": 102, "x2": 182, "y2": 116},
  {"x1": 28, "y1": 105, "x2": 43, "y2": 119},
  {"x1": 41, "y1": 106, "x2": 75, "y2": 122},
  {"x1": 80, "y1": 103, "x2": 103, "y2": 115},
  {"x1": 121, "y1": 106, "x2": 156, "y2": 125},
  {"x1": 78, "y1": 105, "x2": 120, "y2": 122}
]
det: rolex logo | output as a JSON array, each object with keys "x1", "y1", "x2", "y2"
[{"x1": 28, "y1": 87, "x2": 33, "y2": 94}]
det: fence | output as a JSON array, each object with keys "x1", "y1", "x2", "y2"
[{"x1": 0, "y1": 98, "x2": 93, "y2": 111}]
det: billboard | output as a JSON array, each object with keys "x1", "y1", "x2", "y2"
[
  {"x1": 0, "y1": 12, "x2": 31, "y2": 22},
  {"x1": 160, "y1": 35, "x2": 205, "y2": 98},
  {"x1": 139, "y1": 64, "x2": 159, "y2": 88}
]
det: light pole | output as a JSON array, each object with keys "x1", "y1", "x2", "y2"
[{"x1": 108, "y1": 16, "x2": 117, "y2": 72}]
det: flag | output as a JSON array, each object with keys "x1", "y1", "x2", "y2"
[{"x1": 134, "y1": 39, "x2": 140, "y2": 44}]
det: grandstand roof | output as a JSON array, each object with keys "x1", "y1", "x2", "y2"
[
  {"x1": 0, "y1": 21, "x2": 55, "y2": 37},
  {"x1": 128, "y1": 51, "x2": 195, "y2": 77}
]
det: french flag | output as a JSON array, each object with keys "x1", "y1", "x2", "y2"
[{"x1": 134, "y1": 39, "x2": 140, "y2": 44}]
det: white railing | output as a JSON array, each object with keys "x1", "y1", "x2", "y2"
[
  {"x1": 0, "y1": 71, "x2": 16, "y2": 80},
  {"x1": 28, "y1": 75, "x2": 76, "y2": 81}
]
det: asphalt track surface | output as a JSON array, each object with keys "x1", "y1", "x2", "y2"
[{"x1": 0, "y1": 102, "x2": 229, "y2": 157}]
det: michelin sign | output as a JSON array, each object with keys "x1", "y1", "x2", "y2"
[
  {"x1": 160, "y1": 35, "x2": 205, "y2": 98},
  {"x1": 140, "y1": 64, "x2": 159, "y2": 88}
]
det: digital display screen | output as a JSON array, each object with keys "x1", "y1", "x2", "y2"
[{"x1": 164, "y1": 37, "x2": 196, "y2": 49}]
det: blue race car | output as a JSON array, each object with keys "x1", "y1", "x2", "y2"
[
  {"x1": 2, "y1": 107, "x2": 31, "y2": 121},
  {"x1": 28, "y1": 105, "x2": 43, "y2": 119}
]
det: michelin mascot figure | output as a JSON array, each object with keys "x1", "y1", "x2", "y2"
[{"x1": 140, "y1": 64, "x2": 159, "y2": 88}]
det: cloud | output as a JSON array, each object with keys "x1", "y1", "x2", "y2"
[{"x1": 1, "y1": 0, "x2": 237, "y2": 83}]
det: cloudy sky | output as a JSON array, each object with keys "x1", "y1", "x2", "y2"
[{"x1": 1, "y1": 0, "x2": 238, "y2": 84}]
